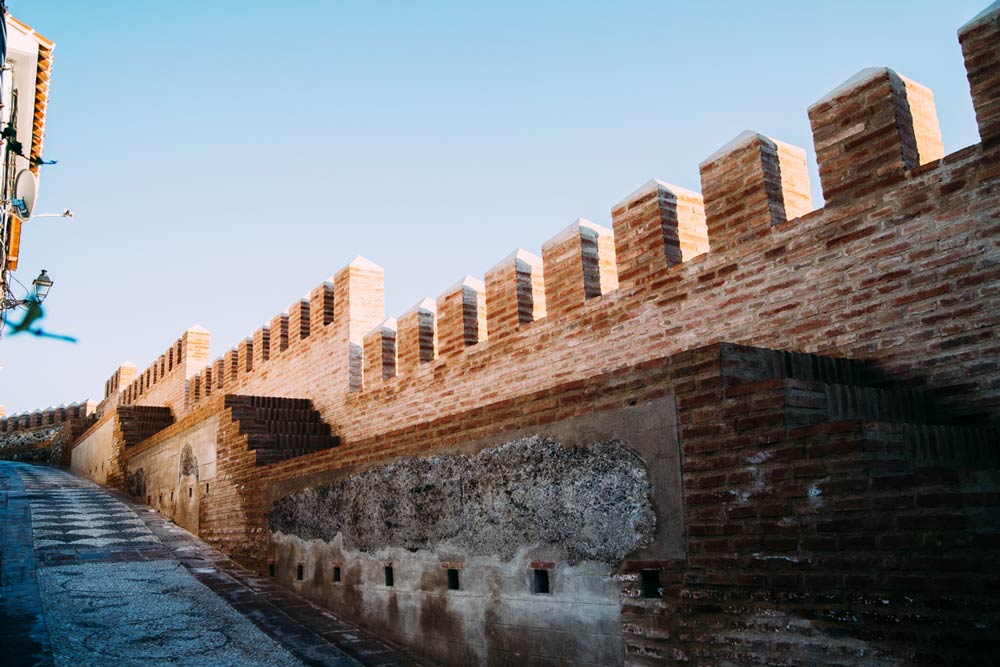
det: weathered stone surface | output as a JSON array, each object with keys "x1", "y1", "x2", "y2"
[
  {"x1": 270, "y1": 436, "x2": 654, "y2": 564},
  {"x1": 0, "y1": 426, "x2": 59, "y2": 450},
  {"x1": 125, "y1": 466, "x2": 146, "y2": 499},
  {"x1": 179, "y1": 443, "x2": 198, "y2": 478}
]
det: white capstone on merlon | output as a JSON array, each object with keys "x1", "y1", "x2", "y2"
[
  {"x1": 400, "y1": 297, "x2": 437, "y2": 317},
  {"x1": 959, "y1": 1, "x2": 1000, "y2": 35},
  {"x1": 446, "y1": 275, "x2": 486, "y2": 294},
  {"x1": 186, "y1": 324, "x2": 209, "y2": 334},
  {"x1": 699, "y1": 130, "x2": 762, "y2": 167},
  {"x1": 542, "y1": 218, "x2": 614, "y2": 250},
  {"x1": 347, "y1": 255, "x2": 382, "y2": 271},
  {"x1": 488, "y1": 248, "x2": 542, "y2": 273},
  {"x1": 808, "y1": 67, "x2": 898, "y2": 111},
  {"x1": 699, "y1": 130, "x2": 805, "y2": 168},
  {"x1": 365, "y1": 317, "x2": 397, "y2": 338},
  {"x1": 613, "y1": 179, "x2": 702, "y2": 210}
]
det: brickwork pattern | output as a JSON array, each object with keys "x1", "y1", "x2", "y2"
[
  {"x1": 617, "y1": 344, "x2": 1000, "y2": 666},
  {"x1": 0, "y1": 402, "x2": 96, "y2": 435},
  {"x1": 33, "y1": 5, "x2": 1000, "y2": 665}
]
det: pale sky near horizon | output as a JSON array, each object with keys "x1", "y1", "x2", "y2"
[{"x1": 0, "y1": 0, "x2": 987, "y2": 414}]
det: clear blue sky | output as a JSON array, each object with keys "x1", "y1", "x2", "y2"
[{"x1": 0, "y1": 0, "x2": 986, "y2": 414}]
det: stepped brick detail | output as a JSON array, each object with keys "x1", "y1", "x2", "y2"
[
  {"x1": 222, "y1": 395, "x2": 340, "y2": 467},
  {"x1": 615, "y1": 345, "x2": 1000, "y2": 665},
  {"x1": 116, "y1": 405, "x2": 174, "y2": 449}
]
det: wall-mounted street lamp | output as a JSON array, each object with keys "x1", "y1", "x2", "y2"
[
  {"x1": 1, "y1": 267, "x2": 55, "y2": 312},
  {"x1": 0, "y1": 266, "x2": 74, "y2": 341},
  {"x1": 31, "y1": 269, "x2": 52, "y2": 302}
]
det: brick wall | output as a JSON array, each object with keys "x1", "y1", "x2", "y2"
[
  {"x1": 102, "y1": 326, "x2": 209, "y2": 417},
  {"x1": 0, "y1": 401, "x2": 95, "y2": 435},
  {"x1": 48, "y1": 4, "x2": 1000, "y2": 666},
  {"x1": 616, "y1": 344, "x2": 1000, "y2": 666},
  {"x1": 185, "y1": 342, "x2": 1000, "y2": 666},
  {"x1": 166, "y1": 40, "x2": 999, "y2": 450}
]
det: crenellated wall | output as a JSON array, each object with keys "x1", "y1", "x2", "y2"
[
  {"x1": 0, "y1": 400, "x2": 95, "y2": 434},
  {"x1": 34, "y1": 4, "x2": 1000, "y2": 666},
  {"x1": 101, "y1": 326, "x2": 210, "y2": 418},
  {"x1": 161, "y1": 49, "x2": 998, "y2": 441},
  {"x1": 0, "y1": 401, "x2": 97, "y2": 464}
]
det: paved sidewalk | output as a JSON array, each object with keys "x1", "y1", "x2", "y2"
[{"x1": 0, "y1": 462, "x2": 420, "y2": 667}]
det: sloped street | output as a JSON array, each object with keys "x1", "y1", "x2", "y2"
[{"x1": 0, "y1": 462, "x2": 417, "y2": 667}]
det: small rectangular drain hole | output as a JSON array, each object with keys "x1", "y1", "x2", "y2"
[
  {"x1": 640, "y1": 569, "x2": 661, "y2": 599},
  {"x1": 533, "y1": 569, "x2": 550, "y2": 594}
]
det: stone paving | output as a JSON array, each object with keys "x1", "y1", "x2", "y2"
[{"x1": 0, "y1": 462, "x2": 420, "y2": 667}]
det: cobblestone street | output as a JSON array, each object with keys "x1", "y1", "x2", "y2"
[{"x1": 0, "y1": 462, "x2": 418, "y2": 667}]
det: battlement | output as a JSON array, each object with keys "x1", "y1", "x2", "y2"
[
  {"x1": 48, "y1": 3, "x2": 999, "y2": 442},
  {"x1": 108, "y1": 325, "x2": 209, "y2": 415},
  {"x1": 0, "y1": 400, "x2": 96, "y2": 434},
  {"x1": 42, "y1": 7, "x2": 1000, "y2": 666}
]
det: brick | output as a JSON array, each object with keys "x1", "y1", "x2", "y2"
[
  {"x1": 612, "y1": 180, "x2": 709, "y2": 286},
  {"x1": 484, "y1": 249, "x2": 545, "y2": 341},
  {"x1": 959, "y1": 3, "x2": 1000, "y2": 149},
  {"x1": 809, "y1": 68, "x2": 943, "y2": 202},
  {"x1": 436, "y1": 276, "x2": 486, "y2": 358},
  {"x1": 700, "y1": 132, "x2": 811, "y2": 251},
  {"x1": 363, "y1": 318, "x2": 397, "y2": 387},
  {"x1": 541, "y1": 218, "x2": 618, "y2": 318}
]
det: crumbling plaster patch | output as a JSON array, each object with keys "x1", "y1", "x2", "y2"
[{"x1": 270, "y1": 436, "x2": 655, "y2": 565}]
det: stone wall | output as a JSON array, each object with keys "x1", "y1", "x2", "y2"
[
  {"x1": 269, "y1": 437, "x2": 653, "y2": 666},
  {"x1": 68, "y1": 414, "x2": 116, "y2": 484},
  {"x1": 263, "y1": 396, "x2": 681, "y2": 666},
  {"x1": 0, "y1": 401, "x2": 96, "y2": 464},
  {"x1": 123, "y1": 415, "x2": 218, "y2": 534},
  {"x1": 0, "y1": 424, "x2": 60, "y2": 462}
]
